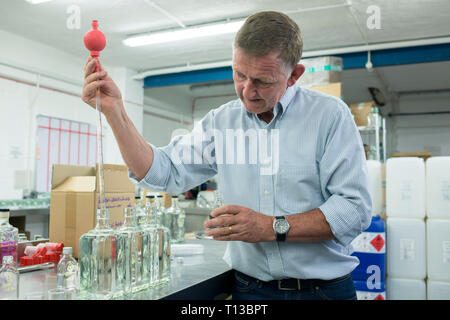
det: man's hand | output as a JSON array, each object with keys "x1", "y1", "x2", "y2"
[
  {"x1": 203, "y1": 205, "x2": 275, "y2": 242},
  {"x1": 82, "y1": 56, "x2": 123, "y2": 118}
]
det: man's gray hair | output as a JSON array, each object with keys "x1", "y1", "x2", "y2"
[{"x1": 234, "y1": 11, "x2": 303, "y2": 74}]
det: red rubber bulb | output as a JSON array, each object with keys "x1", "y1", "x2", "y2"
[{"x1": 84, "y1": 20, "x2": 106, "y2": 72}]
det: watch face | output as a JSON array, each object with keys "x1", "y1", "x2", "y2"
[{"x1": 275, "y1": 219, "x2": 290, "y2": 234}]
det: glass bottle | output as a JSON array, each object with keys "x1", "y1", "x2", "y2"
[
  {"x1": 0, "y1": 256, "x2": 19, "y2": 300},
  {"x1": 0, "y1": 209, "x2": 18, "y2": 267},
  {"x1": 117, "y1": 207, "x2": 148, "y2": 294},
  {"x1": 166, "y1": 196, "x2": 186, "y2": 244},
  {"x1": 151, "y1": 197, "x2": 171, "y2": 285},
  {"x1": 134, "y1": 196, "x2": 145, "y2": 224},
  {"x1": 156, "y1": 195, "x2": 166, "y2": 227},
  {"x1": 78, "y1": 208, "x2": 126, "y2": 300},
  {"x1": 57, "y1": 247, "x2": 79, "y2": 291},
  {"x1": 213, "y1": 190, "x2": 224, "y2": 208},
  {"x1": 143, "y1": 195, "x2": 159, "y2": 287}
]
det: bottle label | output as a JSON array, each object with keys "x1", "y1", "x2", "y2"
[
  {"x1": 441, "y1": 180, "x2": 450, "y2": 201},
  {"x1": 399, "y1": 238, "x2": 415, "y2": 261},
  {"x1": 400, "y1": 181, "x2": 413, "y2": 200},
  {"x1": 443, "y1": 241, "x2": 450, "y2": 264},
  {"x1": 351, "y1": 232, "x2": 385, "y2": 253},
  {"x1": 0, "y1": 271, "x2": 18, "y2": 295},
  {"x1": 356, "y1": 291, "x2": 386, "y2": 300},
  {"x1": 0, "y1": 239, "x2": 18, "y2": 263}
]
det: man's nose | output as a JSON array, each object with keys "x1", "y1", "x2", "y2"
[{"x1": 242, "y1": 79, "x2": 257, "y2": 97}]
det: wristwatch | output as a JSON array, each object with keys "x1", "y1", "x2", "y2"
[{"x1": 273, "y1": 216, "x2": 290, "y2": 242}]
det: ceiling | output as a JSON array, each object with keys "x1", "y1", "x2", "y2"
[{"x1": 1, "y1": 0, "x2": 450, "y2": 73}]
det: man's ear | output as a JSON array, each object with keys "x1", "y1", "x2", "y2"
[{"x1": 287, "y1": 64, "x2": 305, "y2": 87}]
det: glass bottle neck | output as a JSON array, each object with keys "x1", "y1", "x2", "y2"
[
  {"x1": 135, "y1": 199, "x2": 142, "y2": 208},
  {"x1": 94, "y1": 208, "x2": 111, "y2": 230},
  {"x1": 122, "y1": 208, "x2": 136, "y2": 227},
  {"x1": 62, "y1": 253, "x2": 72, "y2": 260}
]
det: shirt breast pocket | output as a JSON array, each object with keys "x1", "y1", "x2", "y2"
[{"x1": 276, "y1": 164, "x2": 322, "y2": 213}]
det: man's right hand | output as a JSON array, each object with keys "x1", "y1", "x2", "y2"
[{"x1": 82, "y1": 56, "x2": 123, "y2": 118}]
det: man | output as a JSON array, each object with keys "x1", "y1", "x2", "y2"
[{"x1": 82, "y1": 11, "x2": 372, "y2": 300}]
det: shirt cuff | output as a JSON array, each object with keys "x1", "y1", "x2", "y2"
[
  {"x1": 319, "y1": 194, "x2": 363, "y2": 247},
  {"x1": 128, "y1": 143, "x2": 169, "y2": 191}
]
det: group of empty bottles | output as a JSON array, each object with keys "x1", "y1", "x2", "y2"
[{"x1": 78, "y1": 194, "x2": 186, "y2": 300}]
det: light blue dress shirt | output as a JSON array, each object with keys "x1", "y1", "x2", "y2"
[{"x1": 130, "y1": 85, "x2": 372, "y2": 281}]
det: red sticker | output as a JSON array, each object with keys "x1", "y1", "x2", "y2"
[
  {"x1": 370, "y1": 234, "x2": 385, "y2": 252},
  {"x1": 374, "y1": 294, "x2": 385, "y2": 300}
]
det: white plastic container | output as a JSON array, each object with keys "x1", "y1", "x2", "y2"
[
  {"x1": 386, "y1": 218, "x2": 426, "y2": 279},
  {"x1": 427, "y1": 280, "x2": 450, "y2": 300},
  {"x1": 366, "y1": 160, "x2": 383, "y2": 216},
  {"x1": 426, "y1": 219, "x2": 450, "y2": 281},
  {"x1": 387, "y1": 277, "x2": 426, "y2": 300},
  {"x1": 386, "y1": 157, "x2": 425, "y2": 218},
  {"x1": 426, "y1": 157, "x2": 450, "y2": 219}
]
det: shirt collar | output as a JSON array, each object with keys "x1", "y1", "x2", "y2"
[{"x1": 277, "y1": 85, "x2": 298, "y2": 119}]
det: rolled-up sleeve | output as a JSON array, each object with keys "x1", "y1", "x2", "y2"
[
  {"x1": 128, "y1": 110, "x2": 218, "y2": 194},
  {"x1": 318, "y1": 101, "x2": 372, "y2": 246}
]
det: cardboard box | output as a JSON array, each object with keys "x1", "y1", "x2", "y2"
[
  {"x1": 49, "y1": 164, "x2": 135, "y2": 258},
  {"x1": 389, "y1": 151, "x2": 431, "y2": 161},
  {"x1": 348, "y1": 101, "x2": 376, "y2": 127},
  {"x1": 297, "y1": 56, "x2": 343, "y2": 88},
  {"x1": 309, "y1": 82, "x2": 342, "y2": 98}
]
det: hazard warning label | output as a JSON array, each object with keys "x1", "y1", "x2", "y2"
[
  {"x1": 351, "y1": 232, "x2": 386, "y2": 253},
  {"x1": 370, "y1": 234, "x2": 385, "y2": 252}
]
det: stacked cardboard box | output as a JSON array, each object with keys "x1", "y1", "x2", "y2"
[{"x1": 49, "y1": 164, "x2": 135, "y2": 258}]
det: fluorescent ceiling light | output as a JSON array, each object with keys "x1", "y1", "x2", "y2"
[
  {"x1": 25, "y1": 0, "x2": 53, "y2": 4},
  {"x1": 123, "y1": 20, "x2": 244, "y2": 47}
]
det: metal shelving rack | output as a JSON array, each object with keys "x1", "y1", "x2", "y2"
[{"x1": 357, "y1": 110, "x2": 387, "y2": 163}]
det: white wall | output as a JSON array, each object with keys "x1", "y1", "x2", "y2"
[
  {"x1": 143, "y1": 86, "x2": 193, "y2": 147},
  {"x1": 391, "y1": 95, "x2": 450, "y2": 156},
  {"x1": 192, "y1": 94, "x2": 237, "y2": 121},
  {"x1": 0, "y1": 30, "x2": 143, "y2": 199}
]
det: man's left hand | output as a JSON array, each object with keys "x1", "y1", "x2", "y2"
[{"x1": 203, "y1": 205, "x2": 275, "y2": 242}]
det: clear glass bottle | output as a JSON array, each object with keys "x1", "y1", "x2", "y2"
[
  {"x1": 134, "y1": 196, "x2": 144, "y2": 223},
  {"x1": 117, "y1": 207, "x2": 148, "y2": 294},
  {"x1": 0, "y1": 209, "x2": 18, "y2": 267},
  {"x1": 0, "y1": 256, "x2": 19, "y2": 300},
  {"x1": 213, "y1": 190, "x2": 224, "y2": 208},
  {"x1": 156, "y1": 195, "x2": 166, "y2": 227},
  {"x1": 166, "y1": 196, "x2": 186, "y2": 244},
  {"x1": 143, "y1": 195, "x2": 159, "y2": 287},
  {"x1": 151, "y1": 197, "x2": 171, "y2": 285},
  {"x1": 78, "y1": 208, "x2": 126, "y2": 300},
  {"x1": 57, "y1": 247, "x2": 79, "y2": 291}
]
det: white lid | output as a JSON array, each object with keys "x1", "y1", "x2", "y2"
[{"x1": 63, "y1": 247, "x2": 72, "y2": 255}]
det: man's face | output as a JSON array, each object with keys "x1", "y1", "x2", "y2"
[{"x1": 232, "y1": 47, "x2": 291, "y2": 116}]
